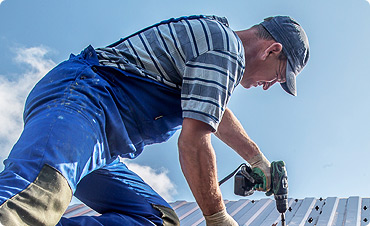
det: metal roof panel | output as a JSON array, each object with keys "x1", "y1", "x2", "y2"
[{"x1": 63, "y1": 197, "x2": 370, "y2": 225}]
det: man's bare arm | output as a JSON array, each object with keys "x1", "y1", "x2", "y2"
[
  {"x1": 178, "y1": 118, "x2": 224, "y2": 216},
  {"x1": 215, "y1": 107, "x2": 271, "y2": 191},
  {"x1": 215, "y1": 107, "x2": 261, "y2": 160}
]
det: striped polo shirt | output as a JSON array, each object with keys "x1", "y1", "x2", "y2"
[{"x1": 95, "y1": 15, "x2": 245, "y2": 131}]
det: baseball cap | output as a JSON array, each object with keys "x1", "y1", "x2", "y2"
[{"x1": 261, "y1": 16, "x2": 310, "y2": 96}]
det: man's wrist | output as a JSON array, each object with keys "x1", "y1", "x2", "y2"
[
  {"x1": 248, "y1": 152, "x2": 270, "y2": 168},
  {"x1": 200, "y1": 195, "x2": 225, "y2": 216}
]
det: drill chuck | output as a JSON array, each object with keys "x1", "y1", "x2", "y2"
[{"x1": 275, "y1": 194, "x2": 288, "y2": 213}]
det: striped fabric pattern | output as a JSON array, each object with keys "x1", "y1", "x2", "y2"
[{"x1": 95, "y1": 15, "x2": 245, "y2": 130}]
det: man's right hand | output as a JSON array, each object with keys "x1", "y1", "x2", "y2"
[
  {"x1": 249, "y1": 153, "x2": 271, "y2": 192},
  {"x1": 204, "y1": 209, "x2": 238, "y2": 226}
]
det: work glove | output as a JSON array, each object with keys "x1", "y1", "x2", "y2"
[
  {"x1": 204, "y1": 209, "x2": 238, "y2": 226},
  {"x1": 249, "y1": 153, "x2": 271, "y2": 193}
]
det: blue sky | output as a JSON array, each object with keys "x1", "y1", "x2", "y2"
[{"x1": 0, "y1": 0, "x2": 370, "y2": 205}]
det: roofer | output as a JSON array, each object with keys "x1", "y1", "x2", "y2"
[{"x1": 0, "y1": 15, "x2": 309, "y2": 225}]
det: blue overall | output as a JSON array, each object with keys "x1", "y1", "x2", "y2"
[{"x1": 0, "y1": 46, "x2": 183, "y2": 225}]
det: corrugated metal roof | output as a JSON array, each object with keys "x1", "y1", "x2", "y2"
[{"x1": 63, "y1": 197, "x2": 370, "y2": 225}]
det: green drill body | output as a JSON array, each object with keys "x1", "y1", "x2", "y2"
[{"x1": 233, "y1": 161, "x2": 288, "y2": 225}]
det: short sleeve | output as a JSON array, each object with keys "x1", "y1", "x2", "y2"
[{"x1": 181, "y1": 50, "x2": 244, "y2": 131}]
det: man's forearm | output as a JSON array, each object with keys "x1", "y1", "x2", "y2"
[
  {"x1": 178, "y1": 118, "x2": 225, "y2": 216},
  {"x1": 215, "y1": 108, "x2": 261, "y2": 161},
  {"x1": 216, "y1": 108, "x2": 272, "y2": 191}
]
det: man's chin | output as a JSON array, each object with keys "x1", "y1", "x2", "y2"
[{"x1": 242, "y1": 82, "x2": 254, "y2": 89}]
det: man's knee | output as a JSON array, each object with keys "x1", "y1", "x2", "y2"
[
  {"x1": 152, "y1": 204, "x2": 180, "y2": 226},
  {"x1": 0, "y1": 164, "x2": 72, "y2": 226}
]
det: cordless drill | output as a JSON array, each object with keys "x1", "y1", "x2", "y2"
[{"x1": 234, "y1": 161, "x2": 288, "y2": 226}]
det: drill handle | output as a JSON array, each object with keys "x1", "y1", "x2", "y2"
[{"x1": 270, "y1": 161, "x2": 288, "y2": 196}]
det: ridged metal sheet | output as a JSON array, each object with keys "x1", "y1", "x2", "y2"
[{"x1": 63, "y1": 197, "x2": 370, "y2": 226}]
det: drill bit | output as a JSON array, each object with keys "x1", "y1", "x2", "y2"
[{"x1": 281, "y1": 213, "x2": 286, "y2": 226}]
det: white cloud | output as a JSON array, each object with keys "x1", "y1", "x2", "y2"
[
  {"x1": 0, "y1": 46, "x2": 55, "y2": 163},
  {"x1": 0, "y1": 0, "x2": 4, "y2": 5},
  {"x1": 124, "y1": 161, "x2": 177, "y2": 201},
  {"x1": 367, "y1": 0, "x2": 370, "y2": 5}
]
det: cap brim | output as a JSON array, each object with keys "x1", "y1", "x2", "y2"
[{"x1": 280, "y1": 59, "x2": 297, "y2": 96}]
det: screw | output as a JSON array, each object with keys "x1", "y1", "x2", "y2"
[{"x1": 308, "y1": 217, "x2": 313, "y2": 223}]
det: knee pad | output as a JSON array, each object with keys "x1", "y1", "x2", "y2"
[
  {"x1": 152, "y1": 204, "x2": 180, "y2": 226},
  {"x1": 0, "y1": 164, "x2": 72, "y2": 226}
]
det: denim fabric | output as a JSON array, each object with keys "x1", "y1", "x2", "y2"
[{"x1": 0, "y1": 46, "x2": 182, "y2": 225}]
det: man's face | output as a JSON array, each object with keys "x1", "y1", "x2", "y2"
[{"x1": 241, "y1": 56, "x2": 287, "y2": 91}]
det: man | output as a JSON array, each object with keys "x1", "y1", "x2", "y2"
[{"x1": 0, "y1": 15, "x2": 309, "y2": 225}]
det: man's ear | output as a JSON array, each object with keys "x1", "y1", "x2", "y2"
[{"x1": 261, "y1": 42, "x2": 283, "y2": 60}]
